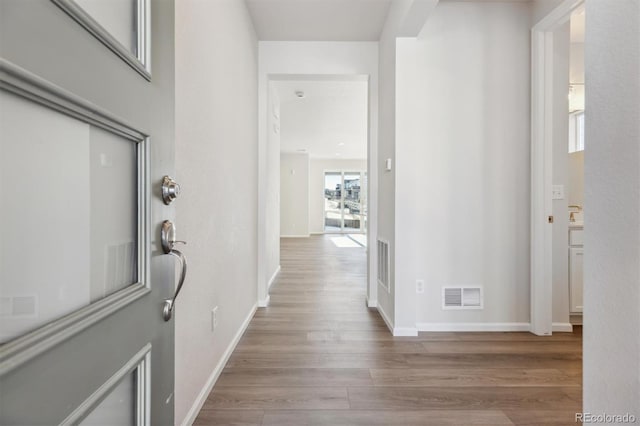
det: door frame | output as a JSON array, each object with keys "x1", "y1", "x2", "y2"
[
  {"x1": 530, "y1": 0, "x2": 584, "y2": 336},
  {"x1": 257, "y1": 73, "x2": 376, "y2": 309}
]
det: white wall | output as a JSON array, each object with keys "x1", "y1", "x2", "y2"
[
  {"x1": 280, "y1": 153, "x2": 309, "y2": 237},
  {"x1": 266, "y1": 83, "x2": 281, "y2": 284},
  {"x1": 377, "y1": 2, "x2": 403, "y2": 326},
  {"x1": 568, "y1": 151, "x2": 584, "y2": 207},
  {"x1": 584, "y1": 0, "x2": 639, "y2": 417},
  {"x1": 551, "y1": 22, "x2": 571, "y2": 327},
  {"x1": 377, "y1": 0, "x2": 437, "y2": 333},
  {"x1": 569, "y1": 42, "x2": 585, "y2": 111},
  {"x1": 309, "y1": 159, "x2": 368, "y2": 234},
  {"x1": 395, "y1": 1, "x2": 532, "y2": 330},
  {"x1": 258, "y1": 41, "x2": 379, "y2": 306},
  {"x1": 174, "y1": 1, "x2": 258, "y2": 424}
]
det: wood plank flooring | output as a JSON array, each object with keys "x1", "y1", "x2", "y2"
[{"x1": 195, "y1": 235, "x2": 582, "y2": 425}]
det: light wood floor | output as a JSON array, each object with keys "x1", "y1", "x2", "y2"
[{"x1": 195, "y1": 235, "x2": 582, "y2": 425}]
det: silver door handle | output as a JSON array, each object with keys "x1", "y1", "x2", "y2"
[
  {"x1": 163, "y1": 248, "x2": 187, "y2": 321},
  {"x1": 161, "y1": 220, "x2": 188, "y2": 321}
]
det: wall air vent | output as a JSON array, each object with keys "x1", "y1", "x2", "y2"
[
  {"x1": 377, "y1": 239, "x2": 390, "y2": 292},
  {"x1": 442, "y1": 287, "x2": 483, "y2": 309}
]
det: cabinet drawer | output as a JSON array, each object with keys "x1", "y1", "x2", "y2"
[{"x1": 570, "y1": 229, "x2": 584, "y2": 246}]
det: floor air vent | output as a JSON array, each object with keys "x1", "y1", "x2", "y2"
[
  {"x1": 377, "y1": 239, "x2": 390, "y2": 292},
  {"x1": 442, "y1": 287, "x2": 482, "y2": 309}
]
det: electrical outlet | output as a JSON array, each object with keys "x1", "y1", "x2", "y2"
[
  {"x1": 211, "y1": 306, "x2": 218, "y2": 331},
  {"x1": 416, "y1": 280, "x2": 425, "y2": 294}
]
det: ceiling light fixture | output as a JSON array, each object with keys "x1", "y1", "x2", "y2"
[
  {"x1": 295, "y1": 90, "x2": 305, "y2": 98},
  {"x1": 338, "y1": 142, "x2": 345, "y2": 146},
  {"x1": 335, "y1": 153, "x2": 341, "y2": 156}
]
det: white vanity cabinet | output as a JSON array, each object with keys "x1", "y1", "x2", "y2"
[{"x1": 569, "y1": 227, "x2": 584, "y2": 313}]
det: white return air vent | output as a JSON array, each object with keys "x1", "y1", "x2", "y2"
[
  {"x1": 377, "y1": 239, "x2": 390, "y2": 292},
  {"x1": 442, "y1": 287, "x2": 483, "y2": 309}
]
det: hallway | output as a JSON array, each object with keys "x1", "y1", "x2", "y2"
[{"x1": 195, "y1": 235, "x2": 582, "y2": 425}]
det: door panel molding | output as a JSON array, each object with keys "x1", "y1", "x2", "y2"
[
  {"x1": 0, "y1": 59, "x2": 152, "y2": 376},
  {"x1": 50, "y1": 0, "x2": 151, "y2": 80},
  {"x1": 61, "y1": 343, "x2": 151, "y2": 426},
  {"x1": 0, "y1": 59, "x2": 148, "y2": 140}
]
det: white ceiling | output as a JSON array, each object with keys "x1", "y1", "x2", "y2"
[
  {"x1": 245, "y1": 0, "x2": 392, "y2": 41},
  {"x1": 274, "y1": 79, "x2": 368, "y2": 159}
]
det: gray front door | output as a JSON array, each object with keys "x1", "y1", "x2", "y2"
[{"x1": 0, "y1": 0, "x2": 176, "y2": 424}]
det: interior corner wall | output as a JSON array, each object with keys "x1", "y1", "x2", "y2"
[
  {"x1": 309, "y1": 158, "x2": 368, "y2": 234},
  {"x1": 280, "y1": 153, "x2": 309, "y2": 237},
  {"x1": 265, "y1": 83, "x2": 281, "y2": 282},
  {"x1": 551, "y1": 22, "x2": 571, "y2": 327},
  {"x1": 584, "y1": 0, "x2": 639, "y2": 416},
  {"x1": 174, "y1": 0, "x2": 258, "y2": 424},
  {"x1": 395, "y1": 1, "x2": 532, "y2": 329},
  {"x1": 377, "y1": 2, "x2": 410, "y2": 327}
]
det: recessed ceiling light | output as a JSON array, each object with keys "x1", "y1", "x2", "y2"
[
  {"x1": 296, "y1": 149, "x2": 307, "y2": 153},
  {"x1": 295, "y1": 90, "x2": 305, "y2": 98},
  {"x1": 338, "y1": 142, "x2": 345, "y2": 146},
  {"x1": 335, "y1": 153, "x2": 341, "y2": 156}
]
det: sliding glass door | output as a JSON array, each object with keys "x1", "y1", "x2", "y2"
[{"x1": 324, "y1": 171, "x2": 366, "y2": 233}]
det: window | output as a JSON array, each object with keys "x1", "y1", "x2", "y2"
[{"x1": 569, "y1": 111, "x2": 585, "y2": 153}]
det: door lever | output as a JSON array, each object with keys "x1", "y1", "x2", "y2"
[
  {"x1": 163, "y1": 249, "x2": 187, "y2": 321},
  {"x1": 161, "y1": 220, "x2": 188, "y2": 321}
]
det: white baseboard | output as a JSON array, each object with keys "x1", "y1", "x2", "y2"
[
  {"x1": 366, "y1": 297, "x2": 377, "y2": 308},
  {"x1": 268, "y1": 265, "x2": 281, "y2": 290},
  {"x1": 376, "y1": 304, "x2": 417, "y2": 336},
  {"x1": 310, "y1": 232, "x2": 324, "y2": 235},
  {"x1": 393, "y1": 327, "x2": 419, "y2": 337},
  {"x1": 180, "y1": 302, "x2": 257, "y2": 426},
  {"x1": 416, "y1": 322, "x2": 531, "y2": 332},
  {"x1": 257, "y1": 295, "x2": 270, "y2": 308},
  {"x1": 377, "y1": 304, "x2": 393, "y2": 333},
  {"x1": 552, "y1": 322, "x2": 574, "y2": 332},
  {"x1": 280, "y1": 234, "x2": 310, "y2": 238}
]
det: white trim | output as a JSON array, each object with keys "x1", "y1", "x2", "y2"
[
  {"x1": 552, "y1": 322, "x2": 574, "y2": 332},
  {"x1": 179, "y1": 303, "x2": 257, "y2": 426},
  {"x1": 417, "y1": 323, "x2": 531, "y2": 332},
  {"x1": 530, "y1": 0, "x2": 584, "y2": 337},
  {"x1": 366, "y1": 297, "x2": 377, "y2": 308},
  {"x1": 268, "y1": 265, "x2": 281, "y2": 289},
  {"x1": 377, "y1": 304, "x2": 394, "y2": 333},
  {"x1": 257, "y1": 295, "x2": 270, "y2": 308},
  {"x1": 393, "y1": 327, "x2": 418, "y2": 337},
  {"x1": 280, "y1": 234, "x2": 310, "y2": 238}
]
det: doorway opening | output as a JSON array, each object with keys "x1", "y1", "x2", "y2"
[{"x1": 530, "y1": 0, "x2": 585, "y2": 336}]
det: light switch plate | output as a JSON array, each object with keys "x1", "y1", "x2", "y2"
[{"x1": 552, "y1": 185, "x2": 565, "y2": 200}]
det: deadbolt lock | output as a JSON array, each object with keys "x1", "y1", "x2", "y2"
[{"x1": 162, "y1": 175, "x2": 180, "y2": 205}]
